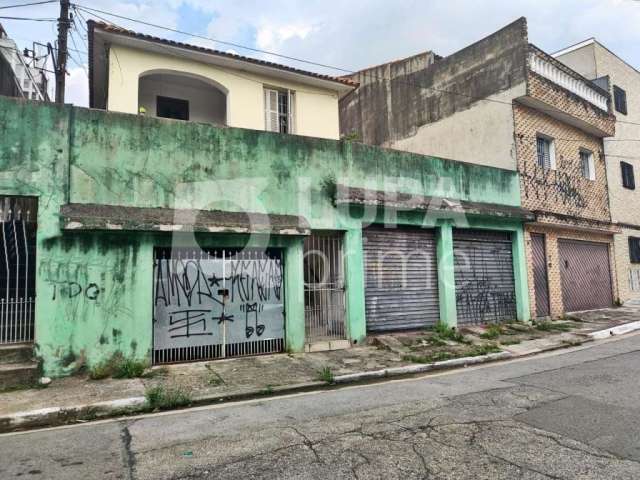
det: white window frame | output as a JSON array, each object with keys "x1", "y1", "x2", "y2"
[
  {"x1": 579, "y1": 149, "x2": 596, "y2": 181},
  {"x1": 264, "y1": 87, "x2": 295, "y2": 134},
  {"x1": 536, "y1": 134, "x2": 556, "y2": 170}
]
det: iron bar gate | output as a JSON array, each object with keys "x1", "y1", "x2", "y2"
[
  {"x1": 303, "y1": 233, "x2": 346, "y2": 342},
  {"x1": 152, "y1": 247, "x2": 285, "y2": 364},
  {"x1": 0, "y1": 196, "x2": 37, "y2": 345}
]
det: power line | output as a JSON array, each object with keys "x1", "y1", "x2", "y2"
[
  {"x1": 0, "y1": 0, "x2": 56, "y2": 9},
  {"x1": 0, "y1": 15, "x2": 56, "y2": 20},
  {"x1": 72, "y1": 3, "x2": 354, "y2": 74},
  {"x1": 72, "y1": 3, "x2": 640, "y2": 130}
]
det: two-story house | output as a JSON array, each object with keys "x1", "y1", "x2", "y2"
[
  {"x1": 554, "y1": 39, "x2": 640, "y2": 306},
  {"x1": 88, "y1": 21, "x2": 356, "y2": 140},
  {"x1": 340, "y1": 18, "x2": 618, "y2": 319}
]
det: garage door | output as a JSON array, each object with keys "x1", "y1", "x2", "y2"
[
  {"x1": 453, "y1": 229, "x2": 517, "y2": 325},
  {"x1": 363, "y1": 227, "x2": 439, "y2": 332},
  {"x1": 558, "y1": 240, "x2": 613, "y2": 312},
  {"x1": 153, "y1": 248, "x2": 285, "y2": 364}
]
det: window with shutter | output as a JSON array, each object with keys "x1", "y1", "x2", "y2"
[
  {"x1": 264, "y1": 88, "x2": 295, "y2": 134},
  {"x1": 629, "y1": 237, "x2": 640, "y2": 264},
  {"x1": 264, "y1": 89, "x2": 279, "y2": 132},
  {"x1": 580, "y1": 150, "x2": 595, "y2": 181},
  {"x1": 614, "y1": 85, "x2": 627, "y2": 115},
  {"x1": 536, "y1": 136, "x2": 555, "y2": 170},
  {"x1": 621, "y1": 161, "x2": 636, "y2": 190}
]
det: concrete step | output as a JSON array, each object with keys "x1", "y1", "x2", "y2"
[
  {"x1": 0, "y1": 362, "x2": 39, "y2": 391},
  {"x1": 0, "y1": 343, "x2": 34, "y2": 364}
]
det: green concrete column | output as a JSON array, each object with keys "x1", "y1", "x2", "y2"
[
  {"x1": 284, "y1": 238, "x2": 305, "y2": 352},
  {"x1": 512, "y1": 226, "x2": 531, "y2": 322},
  {"x1": 344, "y1": 228, "x2": 366, "y2": 345},
  {"x1": 437, "y1": 221, "x2": 457, "y2": 328}
]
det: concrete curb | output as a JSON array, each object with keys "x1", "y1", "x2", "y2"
[
  {"x1": 332, "y1": 351, "x2": 513, "y2": 384},
  {"x1": 588, "y1": 321, "x2": 640, "y2": 340},
  {"x1": 0, "y1": 333, "x2": 618, "y2": 434}
]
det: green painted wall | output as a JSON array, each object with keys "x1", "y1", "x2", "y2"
[{"x1": 0, "y1": 97, "x2": 527, "y2": 376}]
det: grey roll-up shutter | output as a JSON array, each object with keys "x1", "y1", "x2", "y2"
[
  {"x1": 363, "y1": 226, "x2": 439, "y2": 332},
  {"x1": 558, "y1": 239, "x2": 613, "y2": 312},
  {"x1": 453, "y1": 229, "x2": 517, "y2": 325}
]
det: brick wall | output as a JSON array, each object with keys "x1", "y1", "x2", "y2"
[
  {"x1": 526, "y1": 68, "x2": 615, "y2": 137},
  {"x1": 514, "y1": 103, "x2": 611, "y2": 223},
  {"x1": 524, "y1": 225, "x2": 617, "y2": 317}
]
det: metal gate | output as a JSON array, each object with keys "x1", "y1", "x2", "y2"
[
  {"x1": 0, "y1": 196, "x2": 37, "y2": 345},
  {"x1": 303, "y1": 233, "x2": 346, "y2": 342},
  {"x1": 453, "y1": 229, "x2": 517, "y2": 325},
  {"x1": 558, "y1": 239, "x2": 613, "y2": 312},
  {"x1": 531, "y1": 234, "x2": 550, "y2": 317},
  {"x1": 152, "y1": 248, "x2": 285, "y2": 364},
  {"x1": 363, "y1": 226, "x2": 439, "y2": 332}
]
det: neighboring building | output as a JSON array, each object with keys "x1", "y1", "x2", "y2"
[
  {"x1": 0, "y1": 23, "x2": 49, "y2": 101},
  {"x1": 87, "y1": 21, "x2": 356, "y2": 140},
  {"x1": 0, "y1": 96, "x2": 533, "y2": 377},
  {"x1": 555, "y1": 40, "x2": 640, "y2": 305},
  {"x1": 340, "y1": 18, "x2": 618, "y2": 318}
]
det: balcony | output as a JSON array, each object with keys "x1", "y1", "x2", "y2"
[{"x1": 517, "y1": 45, "x2": 615, "y2": 138}]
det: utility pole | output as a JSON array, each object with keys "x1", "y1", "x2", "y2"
[{"x1": 55, "y1": 0, "x2": 70, "y2": 104}]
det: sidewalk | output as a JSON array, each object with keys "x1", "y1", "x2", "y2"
[{"x1": 1, "y1": 306, "x2": 638, "y2": 433}]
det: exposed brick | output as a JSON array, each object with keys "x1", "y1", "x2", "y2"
[{"x1": 514, "y1": 99, "x2": 616, "y2": 317}]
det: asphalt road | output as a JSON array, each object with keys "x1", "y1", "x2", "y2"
[{"x1": 3, "y1": 334, "x2": 640, "y2": 479}]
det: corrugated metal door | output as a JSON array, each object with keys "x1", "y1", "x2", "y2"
[
  {"x1": 531, "y1": 234, "x2": 550, "y2": 317},
  {"x1": 363, "y1": 226, "x2": 439, "y2": 332},
  {"x1": 558, "y1": 240, "x2": 613, "y2": 312},
  {"x1": 453, "y1": 229, "x2": 517, "y2": 325}
]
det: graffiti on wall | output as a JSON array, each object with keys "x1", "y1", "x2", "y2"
[
  {"x1": 153, "y1": 250, "x2": 285, "y2": 352},
  {"x1": 455, "y1": 244, "x2": 517, "y2": 324},
  {"x1": 519, "y1": 161, "x2": 586, "y2": 210}
]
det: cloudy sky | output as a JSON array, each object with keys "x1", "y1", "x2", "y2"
[{"x1": 2, "y1": 0, "x2": 640, "y2": 106}]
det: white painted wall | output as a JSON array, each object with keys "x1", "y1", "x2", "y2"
[
  {"x1": 138, "y1": 74, "x2": 226, "y2": 124},
  {"x1": 107, "y1": 45, "x2": 341, "y2": 139},
  {"x1": 389, "y1": 85, "x2": 526, "y2": 171}
]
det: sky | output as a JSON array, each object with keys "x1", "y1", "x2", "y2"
[{"x1": 2, "y1": 0, "x2": 640, "y2": 107}]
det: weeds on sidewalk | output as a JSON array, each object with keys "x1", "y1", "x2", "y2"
[
  {"x1": 317, "y1": 366, "x2": 335, "y2": 383},
  {"x1": 403, "y1": 342, "x2": 501, "y2": 364},
  {"x1": 89, "y1": 352, "x2": 149, "y2": 380},
  {"x1": 480, "y1": 323, "x2": 505, "y2": 340},
  {"x1": 534, "y1": 321, "x2": 573, "y2": 333},
  {"x1": 430, "y1": 321, "x2": 471, "y2": 345},
  {"x1": 144, "y1": 385, "x2": 192, "y2": 410}
]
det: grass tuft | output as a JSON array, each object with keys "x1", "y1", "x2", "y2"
[
  {"x1": 480, "y1": 323, "x2": 504, "y2": 340},
  {"x1": 534, "y1": 321, "x2": 572, "y2": 332},
  {"x1": 88, "y1": 353, "x2": 149, "y2": 380},
  {"x1": 144, "y1": 385, "x2": 192, "y2": 410},
  {"x1": 317, "y1": 366, "x2": 335, "y2": 383}
]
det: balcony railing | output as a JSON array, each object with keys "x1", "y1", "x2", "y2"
[{"x1": 528, "y1": 47, "x2": 609, "y2": 112}]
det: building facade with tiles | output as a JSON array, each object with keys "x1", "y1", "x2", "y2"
[
  {"x1": 340, "y1": 18, "x2": 618, "y2": 318},
  {"x1": 555, "y1": 39, "x2": 640, "y2": 305}
]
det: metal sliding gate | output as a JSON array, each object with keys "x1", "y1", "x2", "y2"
[
  {"x1": 152, "y1": 248, "x2": 285, "y2": 364},
  {"x1": 303, "y1": 233, "x2": 346, "y2": 343},
  {"x1": 0, "y1": 196, "x2": 37, "y2": 345}
]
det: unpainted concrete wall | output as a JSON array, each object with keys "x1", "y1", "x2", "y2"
[{"x1": 339, "y1": 18, "x2": 530, "y2": 170}]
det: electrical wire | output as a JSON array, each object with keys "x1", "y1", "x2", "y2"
[
  {"x1": 71, "y1": 3, "x2": 640, "y2": 130},
  {"x1": 0, "y1": 0, "x2": 56, "y2": 9},
  {"x1": 0, "y1": 15, "x2": 55, "y2": 21}
]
